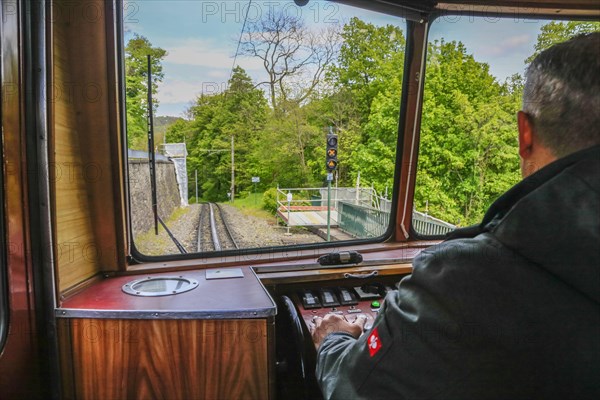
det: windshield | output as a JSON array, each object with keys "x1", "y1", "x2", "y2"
[{"x1": 124, "y1": 1, "x2": 406, "y2": 257}]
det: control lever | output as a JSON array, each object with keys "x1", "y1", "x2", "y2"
[
  {"x1": 318, "y1": 251, "x2": 363, "y2": 266},
  {"x1": 319, "y1": 288, "x2": 340, "y2": 307},
  {"x1": 337, "y1": 287, "x2": 358, "y2": 305},
  {"x1": 354, "y1": 283, "x2": 386, "y2": 300},
  {"x1": 300, "y1": 290, "x2": 321, "y2": 309}
]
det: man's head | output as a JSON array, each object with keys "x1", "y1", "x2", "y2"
[{"x1": 518, "y1": 32, "x2": 600, "y2": 177}]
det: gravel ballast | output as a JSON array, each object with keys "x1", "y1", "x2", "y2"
[{"x1": 134, "y1": 203, "x2": 324, "y2": 256}]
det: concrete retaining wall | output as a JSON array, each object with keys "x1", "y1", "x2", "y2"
[{"x1": 129, "y1": 160, "x2": 181, "y2": 235}]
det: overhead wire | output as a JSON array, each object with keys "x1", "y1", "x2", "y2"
[{"x1": 228, "y1": 0, "x2": 253, "y2": 90}]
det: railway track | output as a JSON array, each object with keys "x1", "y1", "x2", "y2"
[{"x1": 197, "y1": 203, "x2": 239, "y2": 252}]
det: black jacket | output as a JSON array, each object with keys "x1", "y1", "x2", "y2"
[{"x1": 316, "y1": 145, "x2": 600, "y2": 399}]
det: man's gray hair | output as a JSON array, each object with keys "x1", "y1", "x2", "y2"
[{"x1": 523, "y1": 32, "x2": 600, "y2": 158}]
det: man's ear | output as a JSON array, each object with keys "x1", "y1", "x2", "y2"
[{"x1": 517, "y1": 111, "x2": 534, "y2": 159}]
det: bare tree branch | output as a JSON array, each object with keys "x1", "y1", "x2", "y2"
[{"x1": 240, "y1": 9, "x2": 341, "y2": 111}]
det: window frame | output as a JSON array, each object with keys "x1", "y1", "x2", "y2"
[
  {"x1": 409, "y1": 11, "x2": 597, "y2": 240},
  {"x1": 0, "y1": 6, "x2": 8, "y2": 352},
  {"x1": 116, "y1": 0, "x2": 414, "y2": 264},
  {"x1": 0, "y1": 126, "x2": 7, "y2": 355}
]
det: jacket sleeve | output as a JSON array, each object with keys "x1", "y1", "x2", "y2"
[
  {"x1": 315, "y1": 235, "x2": 535, "y2": 399},
  {"x1": 315, "y1": 304, "x2": 398, "y2": 400}
]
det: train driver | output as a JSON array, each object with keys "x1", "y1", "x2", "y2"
[{"x1": 311, "y1": 32, "x2": 600, "y2": 399}]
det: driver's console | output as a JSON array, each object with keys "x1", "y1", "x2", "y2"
[
  {"x1": 273, "y1": 278, "x2": 401, "y2": 400},
  {"x1": 293, "y1": 283, "x2": 394, "y2": 332}
]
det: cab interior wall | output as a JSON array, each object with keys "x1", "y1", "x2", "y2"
[
  {"x1": 1, "y1": 0, "x2": 597, "y2": 398},
  {"x1": 50, "y1": 0, "x2": 125, "y2": 294}
]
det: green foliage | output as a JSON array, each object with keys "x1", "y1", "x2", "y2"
[
  {"x1": 230, "y1": 193, "x2": 274, "y2": 220},
  {"x1": 125, "y1": 34, "x2": 167, "y2": 150},
  {"x1": 415, "y1": 39, "x2": 521, "y2": 225},
  {"x1": 348, "y1": 77, "x2": 402, "y2": 192},
  {"x1": 326, "y1": 18, "x2": 406, "y2": 188},
  {"x1": 526, "y1": 21, "x2": 600, "y2": 63},
  {"x1": 329, "y1": 17, "x2": 405, "y2": 119},
  {"x1": 154, "y1": 116, "x2": 184, "y2": 144},
  {"x1": 262, "y1": 188, "x2": 279, "y2": 213}
]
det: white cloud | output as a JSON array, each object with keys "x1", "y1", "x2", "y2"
[
  {"x1": 207, "y1": 70, "x2": 229, "y2": 79},
  {"x1": 165, "y1": 38, "x2": 234, "y2": 68},
  {"x1": 164, "y1": 38, "x2": 264, "y2": 70},
  {"x1": 155, "y1": 39, "x2": 269, "y2": 113},
  {"x1": 479, "y1": 34, "x2": 531, "y2": 57},
  {"x1": 157, "y1": 78, "x2": 206, "y2": 105},
  {"x1": 156, "y1": 38, "x2": 268, "y2": 109}
]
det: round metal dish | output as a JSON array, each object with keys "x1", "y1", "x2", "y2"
[{"x1": 122, "y1": 276, "x2": 199, "y2": 297}]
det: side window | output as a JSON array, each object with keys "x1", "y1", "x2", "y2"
[
  {"x1": 122, "y1": 1, "x2": 407, "y2": 257},
  {"x1": 414, "y1": 17, "x2": 600, "y2": 235}
]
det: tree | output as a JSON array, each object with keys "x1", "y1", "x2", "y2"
[
  {"x1": 412, "y1": 21, "x2": 600, "y2": 226},
  {"x1": 526, "y1": 21, "x2": 600, "y2": 63},
  {"x1": 415, "y1": 40, "x2": 520, "y2": 225},
  {"x1": 241, "y1": 10, "x2": 340, "y2": 110},
  {"x1": 348, "y1": 77, "x2": 402, "y2": 193},
  {"x1": 176, "y1": 67, "x2": 268, "y2": 201},
  {"x1": 329, "y1": 18, "x2": 406, "y2": 120},
  {"x1": 164, "y1": 118, "x2": 193, "y2": 144},
  {"x1": 125, "y1": 34, "x2": 167, "y2": 149},
  {"x1": 326, "y1": 18, "x2": 406, "y2": 190},
  {"x1": 154, "y1": 116, "x2": 184, "y2": 144},
  {"x1": 301, "y1": 90, "x2": 363, "y2": 186}
]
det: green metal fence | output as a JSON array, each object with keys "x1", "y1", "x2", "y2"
[
  {"x1": 338, "y1": 203, "x2": 456, "y2": 239},
  {"x1": 412, "y1": 210, "x2": 455, "y2": 236},
  {"x1": 338, "y1": 201, "x2": 390, "y2": 239}
]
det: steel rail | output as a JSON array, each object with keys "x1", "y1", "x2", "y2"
[
  {"x1": 197, "y1": 204, "x2": 205, "y2": 252},
  {"x1": 209, "y1": 203, "x2": 222, "y2": 251},
  {"x1": 214, "y1": 203, "x2": 239, "y2": 250}
]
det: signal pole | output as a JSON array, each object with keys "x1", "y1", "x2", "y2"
[
  {"x1": 147, "y1": 55, "x2": 158, "y2": 235},
  {"x1": 327, "y1": 175, "x2": 332, "y2": 241},
  {"x1": 231, "y1": 135, "x2": 235, "y2": 203},
  {"x1": 325, "y1": 127, "x2": 338, "y2": 242}
]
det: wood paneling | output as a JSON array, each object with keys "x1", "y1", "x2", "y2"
[
  {"x1": 64, "y1": 319, "x2": 270, "y2": 400},
  {"x1": 51, "y1": 0, "x2": 124, "y2": 293}
]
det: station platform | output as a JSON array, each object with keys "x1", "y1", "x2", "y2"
[
  {"x1": 277, "y1": 206, "x2": 338, "y2": 227},
  {"x1": 308, "y1": 227, "x2": 356, "y2": 241}
]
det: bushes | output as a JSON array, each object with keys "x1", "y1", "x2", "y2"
[{"x1": 262, "y1": 188, "x2": 279, "y2": 213}]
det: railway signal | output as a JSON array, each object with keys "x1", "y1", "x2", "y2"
[
  {"x1": 326, "y1": 129, "x2": 338, "y2": 172},
  {"x1": 325, "y1": 127, "x2": 338, "y2": 242}
]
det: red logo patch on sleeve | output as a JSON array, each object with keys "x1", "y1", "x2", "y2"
[{"x1": 367, "y1": 328, "x2": 382, "y2": 357}]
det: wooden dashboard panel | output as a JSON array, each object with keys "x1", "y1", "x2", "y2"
[
  {"x1": 60, "y1": 318, "x2": 269, "y2": 400},
  {"x1": 57, "y1": 266, "x2": 276, "y2": 400}
]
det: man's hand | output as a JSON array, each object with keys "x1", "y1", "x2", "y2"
[{"x1": 310, "y1": 314, "x2": 367, "y2": 349}]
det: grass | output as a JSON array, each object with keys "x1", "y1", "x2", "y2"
[
  {"x1": 167, "y1": 206, "x2": 188, "y2": 223},
  {"x1": 231, "y1": 192, "x2": 275, "y2": 220},
  {"x1": 133, "y1": 205, "x2": 195, "y2": 255},
  {"x1": 134, "y1": 223, "x2": 171, "y2": 255}
]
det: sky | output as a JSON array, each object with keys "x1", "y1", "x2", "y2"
[{"x1": 123, "y1": 1, "x2": 552, "y2": 117}]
